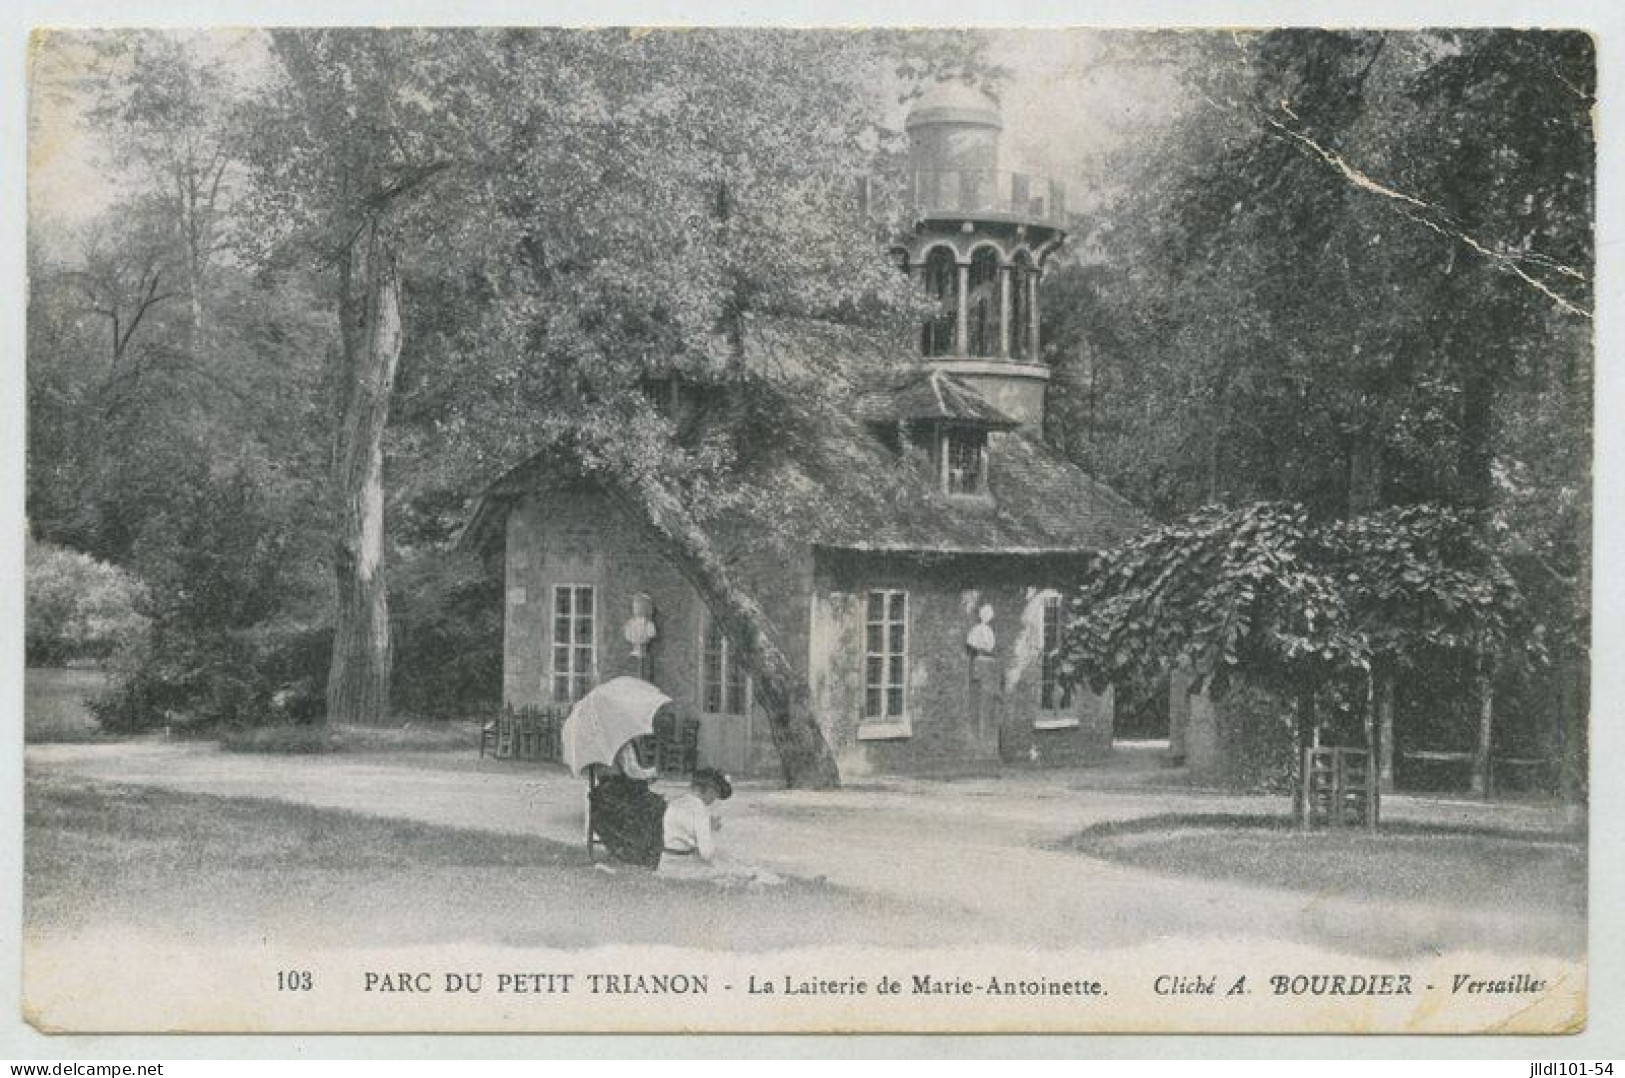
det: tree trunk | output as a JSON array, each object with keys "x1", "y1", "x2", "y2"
[
  {"x1": 1471, "y1": 659, "x2": 1495, "y2": 799},
  {"x1": 1293, "y1": 685, "x2": 1315, "y2": 827},
  {"x1": 1377, "y1": 672, "x2": 1395, "y2": 793},
  {"x1": 607, "y1": 483, "x2": 841, "y2": 788},
  {"x1": 325, "y1": 217, "x2": 401, "y2": 725},
  {"x1": 1458, "y1": 361, "x2": 1497, "y2": 510}
]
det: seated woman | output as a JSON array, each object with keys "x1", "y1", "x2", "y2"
[
  {"x1": 658, "y1": 768, "x2": 779, "y2": 884},
  {"x1": 661, "y1": 767, "x2": 732, "y2": 864},
  {"x1": 587, "y1": 737, "x2": 665, "y2": 869}
]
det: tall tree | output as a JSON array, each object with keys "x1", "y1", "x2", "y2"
[
  {"x1": 389, "y1": 29, "x2": 983, "y2": 784},
  {"x1": 240, "y1": 30, "x2": 475, "y2": 724}
]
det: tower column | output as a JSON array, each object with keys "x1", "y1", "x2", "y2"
[
  {"x1": 955, "y1": 261, "x2": 971, "y2": 357},
  {"x1": 998, "y1": 265, "x2": 1011, "y2": 358},
  {"x1": 1027, "y1": 269, "x2": 1041, "y2": 360}
]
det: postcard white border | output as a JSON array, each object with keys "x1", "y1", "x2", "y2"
[{"x1": 3, "y1": 0, "x2": 1620, "y2": 1060}]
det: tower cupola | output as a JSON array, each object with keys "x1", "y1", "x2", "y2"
[
  {"x1": 897, "y1": 83, "x2": 1068, "y2": 434},
  {"x1": 905, "y1": 82, "x2": 1003, "y2": 175}
]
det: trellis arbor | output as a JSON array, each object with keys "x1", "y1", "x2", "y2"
[{"x1": 1054, "y1": 501, "x2": 1543, "y2": 813}]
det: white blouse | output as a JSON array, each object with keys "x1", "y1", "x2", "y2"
[{"x1": 662, "y1": 793, "x2": 716, "y2": 861}]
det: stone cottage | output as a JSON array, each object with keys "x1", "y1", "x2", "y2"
[{"x1": 462, "y1": 85, "x2": 1149, "y2": 777}]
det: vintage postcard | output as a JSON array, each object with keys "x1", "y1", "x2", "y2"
[{"x1": 20, "y1": 25, "x2": 1592, "y2": 1035}]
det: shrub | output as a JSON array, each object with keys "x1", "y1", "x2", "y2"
[
  {"x1": 1205, "y1": 682, "x2": 1298, "y2": 794},
  {"x1": 389, "y1": 547, "x2": 501, "y2": 719},
  {"x1": 91, "y1": 463, "x2": 331, "y2": 732},
  {"x1": 25, "y1": 535, "x2": 149, "y2": 664}
]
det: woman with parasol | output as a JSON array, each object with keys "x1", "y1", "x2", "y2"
[{"x1": 562, "y1": 676, "x2": 673, "y2": 868}]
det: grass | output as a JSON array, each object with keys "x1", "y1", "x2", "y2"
[
  {"x1": 24, "y1": 770, "x2": 959, "y2": 952},
  {"x1": 24, "y1": 667, "x2": 109, "y2": 743},
  {"x1": 219, "y1": 718, "x2": 483, "y2": 755},
  {"x1": 1065, "y1": 812, "x2": 1586, "y2": 914},
  {"x1": 27, "y1": 664, "x2": 482, "y2": 754}
]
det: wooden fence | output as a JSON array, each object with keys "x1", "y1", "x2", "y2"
[{"x1": 480, "y1": 703, "x2": 700, "y2": 777}]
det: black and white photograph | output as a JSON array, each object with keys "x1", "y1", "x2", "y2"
[{"x1": 17, "y1": 22, "x2": 1597, "y2": 1036}]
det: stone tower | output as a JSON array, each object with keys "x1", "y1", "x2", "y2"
[{"x1": 896, "y1": 83, "x2": 1068, "y2": 433}]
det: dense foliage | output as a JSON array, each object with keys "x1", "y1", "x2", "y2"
[
  {"x1": 24, "y1": 536, "x2": 149, "y2": 665},
  {"x1": 1058, "y1": 501, "x2": 1534, "y2": 699},
  {"x1": 26, "y1": 29, "x2": 1590, "y2": 789},
  {"x1": 1039, "y1": 29, "x2": 1589, "y2": 788}
]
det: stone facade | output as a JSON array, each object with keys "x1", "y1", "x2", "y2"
[
  {"x1": 502, "y1": 490, "x2": 1114, "y2": 778},
  {"x1": 810, "y1": 549, "x2": 1111, "y2": 775},
  {"x1": 503, "y1": 487, "x2": 796, "y2": 777}
]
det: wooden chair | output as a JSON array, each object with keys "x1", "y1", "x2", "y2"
[
  {"x1": 516, "y1": 709, "x2": 540, "y2": 760},
  {"x1": 494, "y1": 709, "x2": 517, "y2": 759},
  {"x1": 584, "y1": 770, "x2": 602, "y2": 862},
  {"x1": 653, "y1": 711, "x2": 701, "y2": 777}
]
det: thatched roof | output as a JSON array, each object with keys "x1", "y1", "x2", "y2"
[{"x1": 461, "y1": 317, "x2": 1147, "y2": 558}]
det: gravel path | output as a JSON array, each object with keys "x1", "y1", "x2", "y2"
[{"x1": 25, "y1": 739, "x2": 1585, "y2": 958}]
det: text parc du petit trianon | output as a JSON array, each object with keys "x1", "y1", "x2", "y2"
[{"x1": 355, "y1": 970, "x2": 1550, "y2": 999}]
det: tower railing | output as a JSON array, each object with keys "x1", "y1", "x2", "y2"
[{"x1": 905, "y1": 168, "x2": 1068, "y2": 228}]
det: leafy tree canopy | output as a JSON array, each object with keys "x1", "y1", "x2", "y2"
[{"x1": 1058, "y1": 501, "x2": 1537, "y2": 701}]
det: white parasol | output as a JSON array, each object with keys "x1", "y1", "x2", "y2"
[{"x1": 560, "y1": 676, "x2": 673, "y2": 777}]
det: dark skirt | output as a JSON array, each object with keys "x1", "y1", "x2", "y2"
[{"x1": 589, "y1": 774, "x2": 667, "y2": 869}]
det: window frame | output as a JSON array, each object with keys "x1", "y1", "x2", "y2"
[
  {"x1": 1036, "y1": 590, "x2": 1079, "y2": 729},
  {"x1": 860, "y1": 588, "x2": 911, "y2": 739},
  {"x1": 549, "y1": 583, "x2": 597, "y2": 704},
  {"x1": 699, "y1": 611, "x2": 752, "y2": 718},
  {"x1": 940, "y1": 426, "x2": 990, "y2": 497}
]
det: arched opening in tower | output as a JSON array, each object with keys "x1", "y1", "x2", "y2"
[
  {"x1": 967, "y1": 248, "x2": 1000, "y2": 358},
  {"x1": 1009, "y1": 252, "x2": 1034, "y2": 361},
  {"x1": 920, "y1": 247, "x2": 958, "y2": 358}
]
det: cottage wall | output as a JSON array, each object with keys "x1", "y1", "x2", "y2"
[
  {"x1": 810, "y1": 550, "x2": 1112, "y2": 775},
  {"x1": 503, "y1": 488, "x2": 806, "y2": 777},
  {"x1": 503, "y1": 493, "x2": 1115, "y2": 779}
]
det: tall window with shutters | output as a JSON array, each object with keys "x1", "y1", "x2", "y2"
[
  {"x1": 551, "y1": 584, "x2": 595, "y2": 703},
  {"x1": 863, "y1": 589, "x2": 909, "y2": 723},
  {"x1": 701, "y1": 615, "x2": 749, "y2": 716}
]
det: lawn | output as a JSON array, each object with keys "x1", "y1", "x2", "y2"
[
  {"x1": 24, "y1": 667, "x2": 108, "y2": 742},
  {"x1": 24, "y1": 770, "x2": 962, "y2": 952},
  {"x1": 1067, "y1": 813, "x2": 1586, "y2": 915}
]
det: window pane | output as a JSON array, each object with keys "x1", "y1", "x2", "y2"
[
  {"x1": 867, "y1": 591, "x2": 884, "y2": 622},
  {"x1": 555, "y1": 588, "x2": 571, "y2": 615},
  {"x1": 889, "y1": 623, "x2": 905, "y2": 654},
  {"x1": 866, "y1": 655, "x2": 883, "y2": 686},
  {"x1": 887, "y1": 687, "x2": 904, "y2": 718},
  {"x1": 554, "y1": 617, "x2": 571, "y2": 641},
  {"x1": 575, "y1": 587, "x2": 593, "y2": 614},
  {"x1": 702, "y1": 648, "x2": 721, "y2": 712},
  {"x1": 574, "y1": 618, "x2": 592, "y2": 644},
  {"x1": 887, "y1": 655, "x2": 905, "y2": 688},
  {"x1": 866, "y1": 624, "x2": 884, "y2": 655},
  {"x1": 887, "y1": 592, "x2": 905, "y2": 621},
  {"x1": 865, "y1": 687, "x2": 882, "y2": 719}
]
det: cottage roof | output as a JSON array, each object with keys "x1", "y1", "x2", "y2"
[
  {"x1": 859, "y1": 367, "x2": 1021, "y2": 429},
  {"x1": 462, "y1": 317, "x2": 1147, "y2": 557}
]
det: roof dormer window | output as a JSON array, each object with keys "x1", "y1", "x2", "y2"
[{"x1": 942, "y1": 427, "x2": 988, "y2": 497}]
